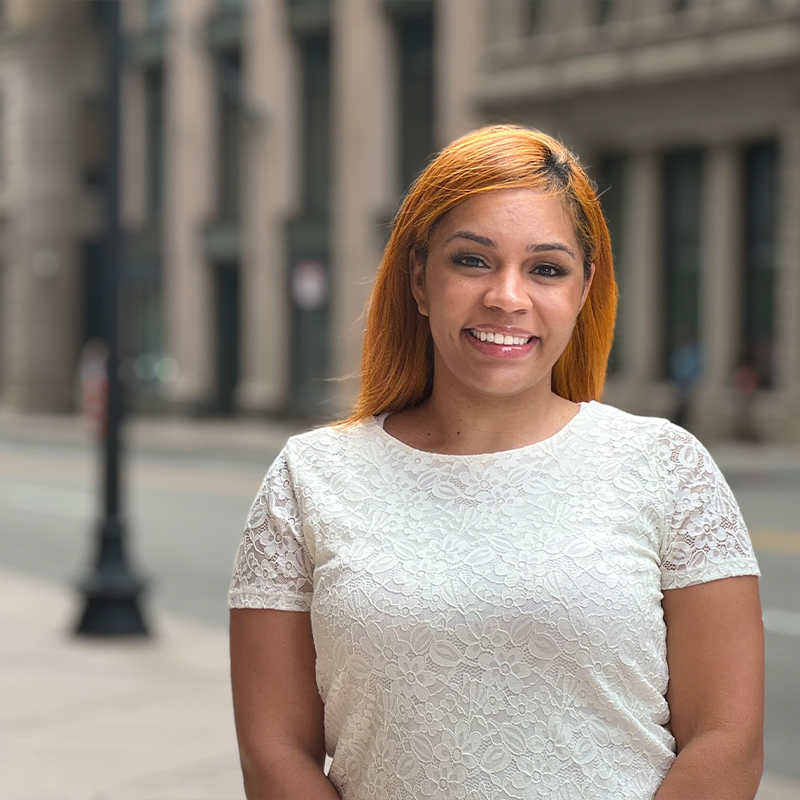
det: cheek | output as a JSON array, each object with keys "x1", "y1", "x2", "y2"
[
  {"x1": 428, "y1": 311, "x2": 462, "y2": 347},
  {"x1": 426, "y1": 279, "x2": 472, "y2": 327},
  {"x1": 537, "y1": 291, "x2": 584, "y2": 326}
]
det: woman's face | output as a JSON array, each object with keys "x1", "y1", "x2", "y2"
[{"x1": 410, "y1": 188, "x2": 593, "y2": 403}]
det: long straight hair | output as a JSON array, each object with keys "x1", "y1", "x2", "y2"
[{"x1": 343, "y1": 125, "x2": 618, "y2": 424}]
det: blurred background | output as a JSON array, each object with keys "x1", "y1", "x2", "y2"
[{"x1": 0, "y1": 0, "x2": 799, "y2": 798}]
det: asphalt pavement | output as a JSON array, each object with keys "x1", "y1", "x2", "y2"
[{"x1": 2, "y1": 410, "x2": 800, "y2": 800}]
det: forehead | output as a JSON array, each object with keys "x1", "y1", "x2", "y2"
[{"x1": 431, "y1": 188, "x2": 579, "y2": 247}]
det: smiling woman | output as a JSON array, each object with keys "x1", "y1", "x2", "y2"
[
  {"x1": 229, "y1": 126, "x2": 764, "y2": 800},
  {"x1": 351, "y1": 125, "x2": 616, "y2": 426},
  {"x1": 399, "y1": 188, "x2": 594, "y2": 443}
]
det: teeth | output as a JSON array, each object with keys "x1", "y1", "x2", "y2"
[{"x1": 470, "y1": 330, "x2": 531, "y2": 346}]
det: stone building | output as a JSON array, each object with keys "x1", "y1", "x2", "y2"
[
  {"x1": 0, "y1": 0, "x2": 105, "y2": 412},
  {"x1": 1, "y1": 0, "x2": 799, "y2": 442},
  {"x1": 484, "y1": 0, "x2": 800, "y2": 441}
]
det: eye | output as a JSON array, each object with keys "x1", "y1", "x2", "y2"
[
  {"x1": 532, "y1": 263, "x2": 566, "y2": 278},
  {"x1": 451, "y1": 253, "x2": 488, "y2": 269}
]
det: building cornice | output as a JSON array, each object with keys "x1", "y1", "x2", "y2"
[{"x1": 479, "y1": 9, "x2": 800, "y2": 106}]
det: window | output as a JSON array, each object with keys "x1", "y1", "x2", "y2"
[
  {"x1": 396, "y1": 11, "x2": 434, "y2": 194},
  {"x1": 217, "y1": 51, "x2": 243, "y2": 221},
  {"x1": 594, "y1": 154, "x2": 627, "y2": 374},
  {"x1": 145, "y1": 0, "x2": 169, "y2": 28},
  {"x1": 287, "y1": 22, "x2": 333, "y2": 412},
  {"x1": 740, "y1": 141, "x2": 778, "y2": 387},
  {"x1": 144, "y1": 68, "x2": 165, "y2": 220},
  {"x1": 661, "y1": 150, "x2": 703, "y2": 383},
  {"x1": 79, "y1": 98, "x2": 107, "y2": 187},
  {"x1": 596, "y1": 0, "x2": 614, "y2": 25},
  {"x1": 300, "y1": 35, "x2": 332, "y2": 215},
  {"x1": 524, "y1": 0, "x2": 544, "y2": 34}
]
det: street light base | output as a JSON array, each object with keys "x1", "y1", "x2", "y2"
[
  {"x1": 76, "y1": 589, "x2": 149, "y2": 637},
  {"x1": 75, "y1": 520, "x2": 149, "y2": 636}
]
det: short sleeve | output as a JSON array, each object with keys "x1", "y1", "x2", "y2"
[
  {"x1": 228, "y1": 449, "x2": 313, "y2": 611},
  {"x1": 656, "y1": 422, "x2": 760, "y2": 590}
]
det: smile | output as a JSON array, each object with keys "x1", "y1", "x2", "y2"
[{"x1": 467, "y1": 329, "x2": 535, "y2": 346}]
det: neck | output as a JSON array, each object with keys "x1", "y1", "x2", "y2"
[{"x1": 408, "y1": 380, "x2": 580, "y2": 455}]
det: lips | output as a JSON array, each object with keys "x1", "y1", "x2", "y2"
[{"x1": 464, "y1": 328, "x2": 539, "y2": 359}]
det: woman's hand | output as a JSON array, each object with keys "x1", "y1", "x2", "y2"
[
  {"x1": 655, "y1": 575, "x2": 764, "y2": 799},
  {"x1": 230, "y1": 608, "x2": 340, "y2": 799}
]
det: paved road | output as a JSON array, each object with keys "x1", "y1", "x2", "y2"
[
  {"x1": 727, "y1": 472, "x2": 800, "y2": 782},
  {"x1": 0, "y1": 434, "x2": 266, "y2": 627},
  {"x1": 1, "y1": 422, "x2": 799, "y2": 786}
]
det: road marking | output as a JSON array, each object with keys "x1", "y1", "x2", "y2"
[
  {"x1": 763, "y1": 607, "x2": 800, "y2": 638},
  {"x1": 750, "y1": 528, "x2": 800, "y2": 555}
]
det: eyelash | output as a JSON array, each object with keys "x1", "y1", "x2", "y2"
[{"x1": 450, "y1": 254, "x2": 567, "y2": 277}]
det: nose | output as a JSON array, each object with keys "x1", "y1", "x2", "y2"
[{"x1": 483, "y1": 268, "x2": 529, "y2": 314}]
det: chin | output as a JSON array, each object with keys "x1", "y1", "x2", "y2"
[{"x1": 463, "y1": 377, "x2": 545, "y2": 399}]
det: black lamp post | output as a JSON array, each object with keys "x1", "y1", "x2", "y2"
[{"x1": 75, "y1": 0, "x2": 148, "y2": 637}]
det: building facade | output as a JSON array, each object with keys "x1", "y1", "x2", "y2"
[
  {"x1": 1, "y1": 0, "x2": 799, "y2": 442},
  {"x1": 483, "y1": 0, "x2": 800, "y2": 441},
  {"x1": 0, "y1": 0, "x2": 105, "y2": 412}
]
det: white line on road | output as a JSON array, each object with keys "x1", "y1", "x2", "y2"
[{"x1": 763, "y1": 607, "x2": 800, "y2": 638}]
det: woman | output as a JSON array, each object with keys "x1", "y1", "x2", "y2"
[{"x1": 229, "y1": 126, "x2": 764, "y2": 800}]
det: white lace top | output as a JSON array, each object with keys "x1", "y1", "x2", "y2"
[{"x1": 229, "y1": 401, "x2": 759, "y2": 800}]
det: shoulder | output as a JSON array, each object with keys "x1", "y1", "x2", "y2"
[
  {"x1": 582, "y1": 401, "x2": 672, "y2": 449},
  {"x1": 281, "y1": 418, "x2": 384, "y2": 472},
  {"x1": 584, "y1": 401, "x2": 712, "y2": 470}
]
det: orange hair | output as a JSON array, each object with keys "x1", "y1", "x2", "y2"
[{"x1": 343, "y1": 125, "x2": 618, "y2": 424}]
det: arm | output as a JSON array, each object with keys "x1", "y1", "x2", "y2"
[
  {"x1": 230, "y1": 608, "x2": 340, "y2": 800},
  {"x1": 654, "y1": 575, "x2": 764, "y2": 800}
]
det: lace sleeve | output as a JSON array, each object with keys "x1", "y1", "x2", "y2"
[
  {"x1": 228, "y1": 449, "x2": 313, "y2": 611},
  {"x1": 656, "y1": 422, "x2": 760, "y2": 590}
]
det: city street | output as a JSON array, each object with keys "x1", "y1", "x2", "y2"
[{"x1": 1, "y1": 413, "x2": 799, "y2": 798}]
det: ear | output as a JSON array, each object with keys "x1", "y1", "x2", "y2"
[
  {"x1": 409, "y1": 249, "x2": 429, "y2": 317},
  {"x1": 579, "y1": 262, "x2": 595, "y2": 312}
]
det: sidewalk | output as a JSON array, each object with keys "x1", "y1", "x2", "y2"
[
  {"x1": 3, "y1": 566, "x2": 800, "y2": 800},
  {"x1": 2, "y1": 412, "x2": 800, "y2": 800},
  {"x1": 0, "y1": 568, "x2": 245, "y2": 800}
]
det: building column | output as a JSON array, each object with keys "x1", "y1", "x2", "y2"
[
  {"x1": 162, "y1": 0, "x2": 216, "y2": 410},
  {"x1": 0, "y1": 26, "x2": 86, "y2": 411},
  {"x1": 236, "y1": 0, "x2": 298, "y2": 414},
  {"x1": 435, "y1": 0, "x2": 482, "y2": 148},
  {"x1": 613, "y1": 149, "x2": 664, "y2": 414},
  {"x1": 694, "y1": 143, "x2": 741, "y2": 438},
  {"x1": 331, "y1": 0, "x2": 396, "y2": 416},
  {"x1": 775, "y1": 115, "x2": 800, "y2": 439}
]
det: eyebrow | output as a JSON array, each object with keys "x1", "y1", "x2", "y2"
[
  {"x1": 528, "y1": 242, "x2": 577, "y2": 259},
  {"x1": 445, "y1": 230, "x2": 577, "y2": 260}
]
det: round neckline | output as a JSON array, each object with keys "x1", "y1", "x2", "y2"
[{"x1": 370, "y1": 400, "x2": 594, "y2": 459}]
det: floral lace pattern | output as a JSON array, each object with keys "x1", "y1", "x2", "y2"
[{"x1": 229, "y1": 402, "x2": 759, "y2": 800}]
